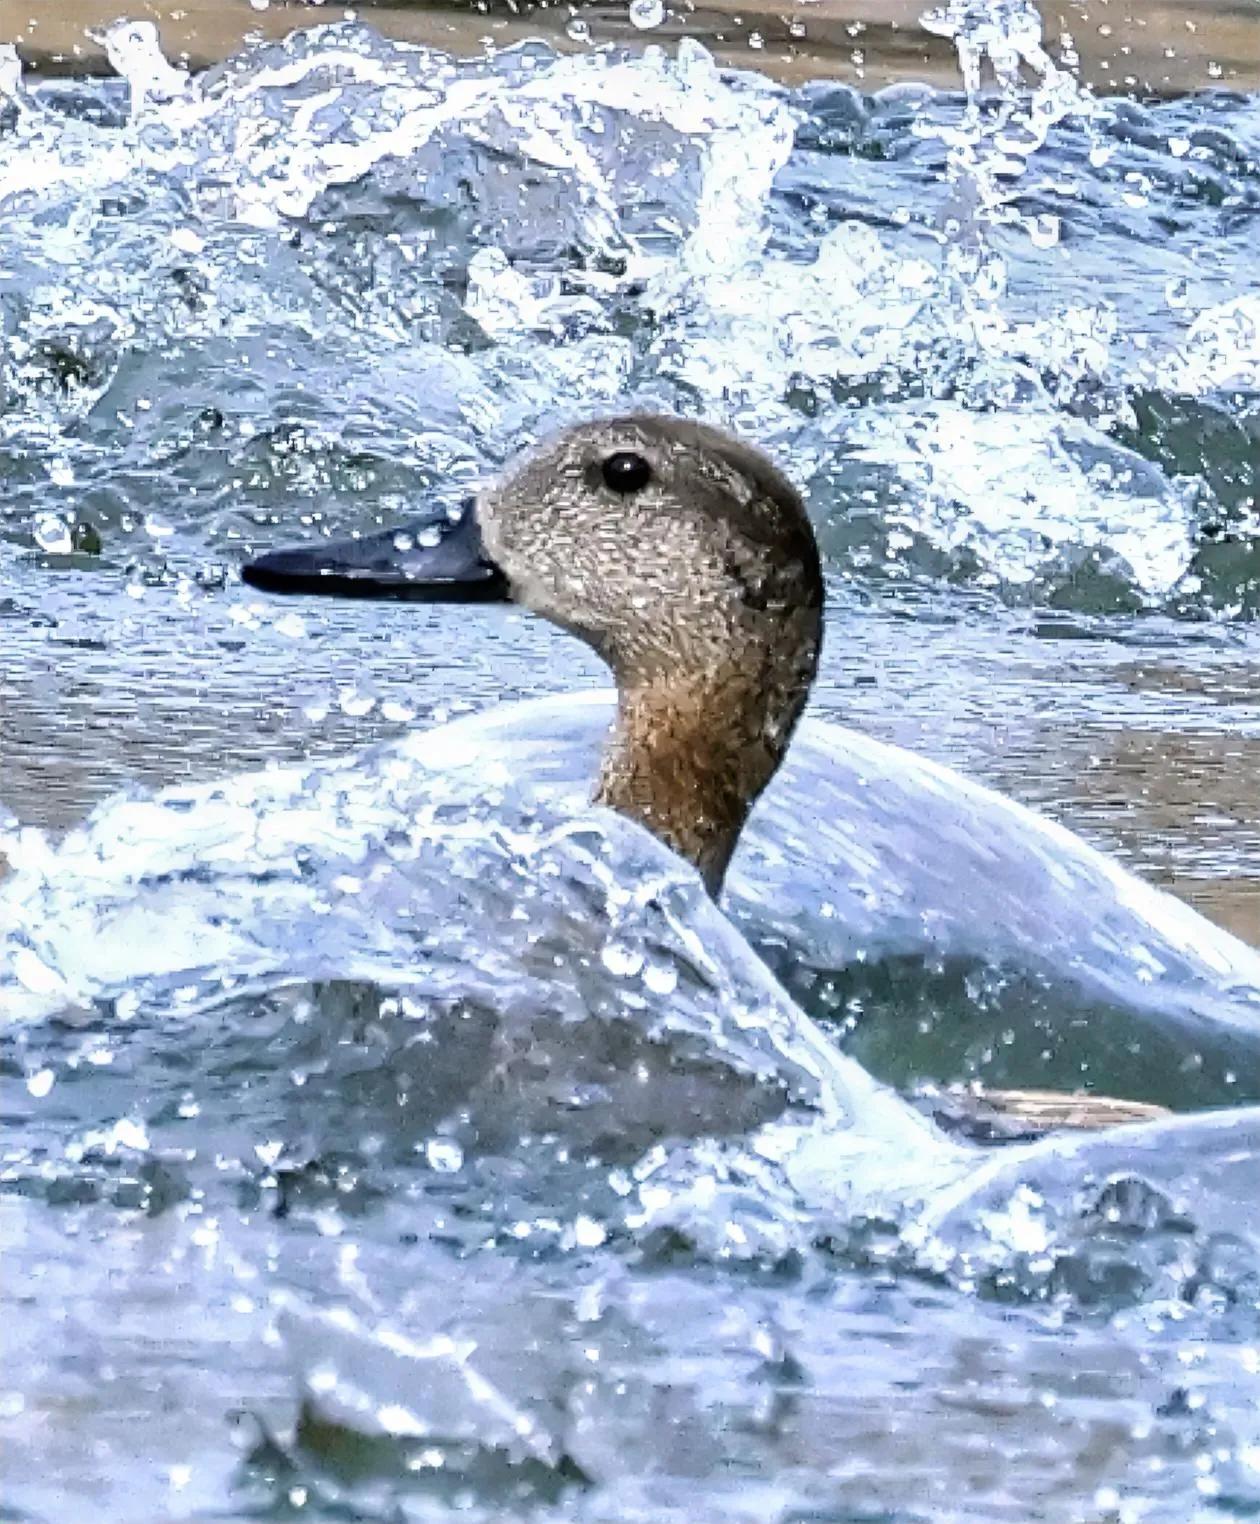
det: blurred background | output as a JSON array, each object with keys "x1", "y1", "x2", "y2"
[{"x1": 6, "y1": 0, "x2": 1260, "y2": 92}]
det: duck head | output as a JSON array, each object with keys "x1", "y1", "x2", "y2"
[{"x1": 242, "y1": 415, "x2": 824, "y2": 894}]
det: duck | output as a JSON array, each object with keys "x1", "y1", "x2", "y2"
[
  {"x1": 247, "y1": 413, "x2": 819, "y2": 898},
  {"x1": 240, "y1": 413, "x2": 1260, "y2": 1126}
]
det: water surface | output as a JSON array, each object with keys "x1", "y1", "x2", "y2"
[{"x1": 2, "y1": 11, "x2": 1260, "y2": 1522}]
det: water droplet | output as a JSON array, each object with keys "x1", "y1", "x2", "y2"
[
  {"x1": 338, "y1": 687, "x2": 376, "y2": 717},
  {"x1": 33, "y1": 513, "x2": 72, "y2": 554},
  {"x1": 573, "y1": 1215, "x2": 607, "y2": 1248},
  {"x1": 0, "y1": 44, "x2": 23, "y2": 103},
  {"x1": 26, "y1": 1069, "x2": 55, "y2": 1099},
  {"x1": 748, "y1": 30, "x2": 765, "y2": 49},
  {"x1": 628, "y1": 0, "x2": 665, "y2": 30},
  {"x1": 602, "y1": 941, "x2": 644, "y2": 978},
  {"x1": 113, "y1": 1117, "x2": 150, "y2": 1152},
  {"x1": 425, "y1": 1138, "x2": 464, "y2": 1173},
  {"x1": 1027, "y1": 214, "x2": 1060, "y2": 248},
  {"x1": 565, "y1": 15, "x2": 592, "y2": 41},
  {"x1": 643, "y1": 960, "x2": 678, "y2": 995}
]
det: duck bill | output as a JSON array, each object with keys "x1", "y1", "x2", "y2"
[{"x1": 240, "y1": 497, "x2": 509, "y2": 603}]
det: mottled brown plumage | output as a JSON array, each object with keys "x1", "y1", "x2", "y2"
[{"x1": 477, "y1": 415, "x2": 824, "y2": 893}]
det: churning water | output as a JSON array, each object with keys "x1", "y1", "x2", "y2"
[{"x1": 1, "y1": 9, "x2": 1259, "y2": 1521}]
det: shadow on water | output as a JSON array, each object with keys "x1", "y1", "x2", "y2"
[{"x1": 779, "y1": 951, "x2": 1260, "y2": 1108}]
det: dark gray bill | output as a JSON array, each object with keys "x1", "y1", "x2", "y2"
[{"x1": 240, "y1": 497, "x2": 508, "y2": 603}]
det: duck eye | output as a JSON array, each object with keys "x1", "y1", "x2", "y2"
[{"x1": 601, "y1": 451, "x2": 653, "y2": 495}]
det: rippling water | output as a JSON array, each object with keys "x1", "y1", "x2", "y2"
[{"x1": 2, "y1": 11, "x2": 1260, "y2": 1522}]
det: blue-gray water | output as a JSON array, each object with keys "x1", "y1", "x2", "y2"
[{"x1": 2, "y1": 16, "x2": 1260, "y2": 1523}]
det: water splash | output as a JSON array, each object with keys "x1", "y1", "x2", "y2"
[
  {"x1": 0, "y1": 22, "x2": 1254, "y2": 611},
  {"x1": 89, "y1": 20, "x2": 194, "y2": 115},
  {"x1": 3, "y1": 25, "x2": 1260, "y2": 1517}
]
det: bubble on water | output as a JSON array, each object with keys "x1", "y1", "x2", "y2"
[
  {"x1": 33, "y1": 513, "x2": 72, "y2": 554},
  {"x1": 748, "y1": 31, "x2": 765, "y2": 49},
  {"x1": 628, "y1": 0, "x2": 665, "y2": 30},
  {"x1": 26, "y1": 1069, "x2": 55, "y2": 1099},
  {"x1": 565, "y1": 15, "x2": 592, "y2": 42}
]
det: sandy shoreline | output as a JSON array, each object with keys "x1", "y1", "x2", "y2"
[{"x1": 2, "y1": 0, "x2": 1258, "y2": 93}]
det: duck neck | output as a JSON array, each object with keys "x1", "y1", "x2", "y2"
[{"x1": 594, "y1": 662, "x2": 801, "y2": 897}]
